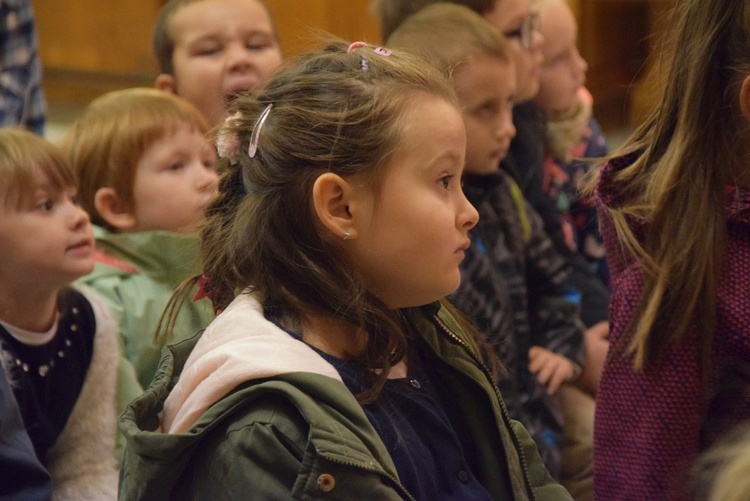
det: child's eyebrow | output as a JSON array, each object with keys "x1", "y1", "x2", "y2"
[{"x1": 427, "y1": 151, "x2": 463, "y2": 170}]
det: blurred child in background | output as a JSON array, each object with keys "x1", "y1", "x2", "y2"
[
  {"x1": 387, "y1": 5, "x2": 594, "y2": 499},
  {"x1": 153, "y1": 0, "x2": 284, "y2": 127},
  {"x1": 372, "y1": 0, "x2": 609, "y2": 400},
  {"x1": 0, "y1": 128, "x2": 139, "y2": 498},
  {"x1": 532, "y1": 0, "x2": 609, "y2": 287},
  {"x1": 63, "y1": 88, "x2": 218, "y2": 389}
]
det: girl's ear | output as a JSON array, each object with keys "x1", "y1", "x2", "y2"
[
  {"x1": 94, "y1": 187, "x2": 137, "y2": 231},
  {"x1": 154, "y1": 74, "x2": 177, "y2": 94},
  {"x1": 739, "y1": 75, "x2": 750, "y2": 120},
  {"x1": 312, "y1": 173, "x2": 359, "y2": 240}
]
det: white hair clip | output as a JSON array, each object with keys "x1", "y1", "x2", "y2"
[{"x1": 248, "y1": 104, "x2": 273, "y2": 159}]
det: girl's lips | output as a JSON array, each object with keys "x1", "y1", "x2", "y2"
[
  {"x1": 491, "y1": 147, "x2": 508, "y2": 162},
  {"x1": 67, "y1": 239, "x2": 93, "y2": 255},
  {"x1": 224, "y1": 77, "x2": 261, "y2": 100}
]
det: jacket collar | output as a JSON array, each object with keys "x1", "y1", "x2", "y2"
[
  {"x1": 91, "y1": 225, "x2": 202, "y2": 278},
  {"x1": 160, "y1": 292, "x2": 342, "y2": 433}
]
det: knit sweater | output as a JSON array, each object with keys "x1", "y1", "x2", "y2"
[
  {"x1": 1, "y1": 286, "x2": 141, "y2": 500},
  {"x1": 593, "y1": 153, "x2": 750, "y2": 500}
]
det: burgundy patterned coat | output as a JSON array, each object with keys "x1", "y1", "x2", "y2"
[{"x1": 593, "y1": 154, "x2": 750, "y2": 500}]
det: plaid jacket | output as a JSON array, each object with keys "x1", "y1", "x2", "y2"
[{"x1": 0, "y1": 0, "x2": 45, "y2": 135}]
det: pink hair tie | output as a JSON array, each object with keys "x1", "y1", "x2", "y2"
[
  {"x1": 216, "y1": 111, "x2": 243, "y2": 164},
  {"x1": 347, "y1": 41, "x2": 368, "y2": 53}
]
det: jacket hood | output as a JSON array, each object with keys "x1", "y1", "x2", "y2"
[
  {"x1": 90, "y1": 225, "x2": 202, "y2": 282},
  {"x1": 119, "y1": 294, "x2": 402, "y2": 499},
  {"x1": 160, "y1": 292, "x2": 342, "y2": 433}
]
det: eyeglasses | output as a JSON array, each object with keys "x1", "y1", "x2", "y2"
[{"x1": 504, "y1": 11, "x2": 540, "y2": 50}]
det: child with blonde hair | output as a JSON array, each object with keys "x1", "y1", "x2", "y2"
[
  {"x1": 119, "y1": 41, "x2": 572, "y2": 499},
  {"x1": 63, "y1": 88, "x2": 218, "y2": 389},
  {"x1": 387, "y1": 5, "x2": 594, "y2": 499},
  {"x1": 532, "y1": 0, "x2": 608, "y2": 287},
  {"x1": 153, "y1": 0, "x2": 283, "y2": 126},
  {"x1": 590, "y1": 0, "x2": 750, "y2": 498},
  {"x1": 373, "y1": 0, "x2": 610, "y2": 397},
  {"x1": 0, "y1": 128, "x2": 140, "y2": 498}
]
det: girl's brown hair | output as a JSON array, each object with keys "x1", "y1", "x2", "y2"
[
  {"x1": 62, "y1": 88, "x2": 210, "y2": 231},
  {"x1": 164, "y1": 40, "x2": 459, "y2": 402},
  {"x1": 0, "y1": 128, "x2": 75, "y2": 210},
  {"x1": 588, "y1": 0, "x2": 750, "y2": 371}
]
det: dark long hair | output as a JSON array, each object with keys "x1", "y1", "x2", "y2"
[
  {"x1": 587, "y1": 0, "x2": 750, "y2": 371},
  {"x1": 162, "y1": 40, "x2": 458, "y2": 402}
]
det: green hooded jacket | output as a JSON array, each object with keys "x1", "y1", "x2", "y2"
[
  {"x1": 119, "y1": 293, "x2": 572, "y2": 500},
  {"x1": 77, "y1": 226, "x2": 214, "y2": 389}
]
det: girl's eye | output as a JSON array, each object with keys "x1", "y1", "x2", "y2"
[
  {"x1": 476, "y1": 103, "x2": 497, "y2": 120},
  {"x1": 168, "y1": 162, "x2": 183, "y2": 171},
  {"x1": 194, "y1": 44, "x2": 221, "y2": 56},
  {"x1": 439, "y1": 175, "x2": 454, "y2": 189},
  {"x1": 37, "y1": 199, "x2": 54, "y2": 211},
  {"x1": 247, "y1": 42, "x2": 270, "y2": 51}
]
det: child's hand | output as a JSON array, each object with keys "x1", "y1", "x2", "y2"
[{"x1": 528, "y1": 347, "x2": 576, "y2": 395}]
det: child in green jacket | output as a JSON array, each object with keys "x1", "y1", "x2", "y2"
[
  {"x1": 63, "y1": 88, "x2": 218, "y2": 389},
  {"x1": 119, "y1": 41, "x2": 572, "y2": 500}
]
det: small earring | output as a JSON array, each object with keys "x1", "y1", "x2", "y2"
[{"x1": 342, "y1": 231, "x2": 351, "y2": 241}]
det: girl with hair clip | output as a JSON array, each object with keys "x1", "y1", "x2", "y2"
[
  {"x1": 119, "y1": 41, "x2": 571, "y2": 500},
  {"x1": 0, "y1": 128, "x2": 140, "y2": 499},
  {"x1": 588, "y1": 0, "x2": 750, "y2": 499}
]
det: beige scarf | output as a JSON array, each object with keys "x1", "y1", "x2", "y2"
[{"x1": 545, "y1": 87, "x2": 593, "y2": 162}]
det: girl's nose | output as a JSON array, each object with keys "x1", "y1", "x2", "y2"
[
  {"x1": 575, "y1": 49, "x2": 588, "y2": 78},
  {"x1": 197, "y1": 163, "x2": 219, "y2": 193},
  {"x1": 530, "y1": 28, "x2": 544, "y2": 51},
  {"x1": 70, "y1": 201, "x2": 91, "y2": 229},
  {"x1": 459, "y1": 191, "x2": 479, "y2": 231},
  {"x1": 226, "y1": 43, "x2": 255, "y2": 71},
  {"x1": 497, "y1": 112, "x2": 517, "y2": 141}
]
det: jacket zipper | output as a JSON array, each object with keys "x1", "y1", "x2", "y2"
[{"x1": 432, "y1": 314, "x2": 536, "y2": 501}]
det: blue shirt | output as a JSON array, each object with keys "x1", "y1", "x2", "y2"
[{"x1": 287, "y1": 327, "x2": 493, "y2": 501}]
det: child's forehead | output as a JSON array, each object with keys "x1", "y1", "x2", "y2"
[
  {"x1": 170, "y1": 0, "x2": 273, "y2": 37},
  {"x1": 1, "y1": 167, "x2": 72, "y2": 210},
  {"x1": 485, "y1": 0, "x2": 531, "y2": 29},
  {"x1": 158, "y1": 120, "x2": 210, "y2": 143},
  {"x1": 459, "y1": 52, "x2": 515, "y2": 79},
  {"x1": 26, "y1": 167, "x2": 73, "y2": 195}
]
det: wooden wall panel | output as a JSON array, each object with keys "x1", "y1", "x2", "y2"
[
  {"x1": 34, "y1": 0, "x2": 380, "y2": 104},
  {"x1": 35, "y1": 0, "x2": 160, "y2": 74},
  {"x1": 267, "y1": 0, "x2": 380, "y2": 57},
  {"x1": 572, "y1": 0, "x2": 651, "y2": 130},
  {"x1": 34, "y1": 0, "x2": 656, "y2": 129}
]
